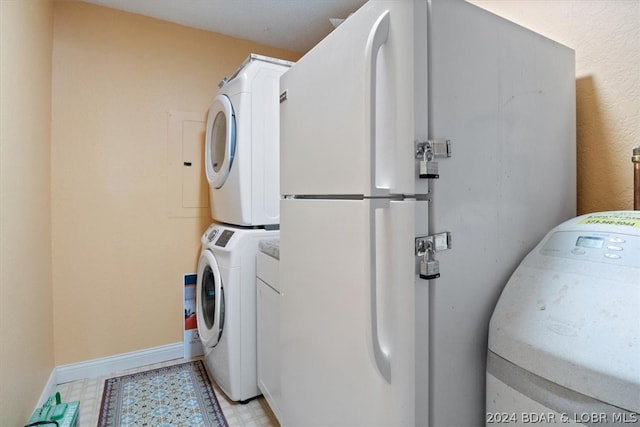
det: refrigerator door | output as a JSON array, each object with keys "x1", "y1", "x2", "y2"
[
  {"x1": 279, "y1": 198, "x2": 427, "y2": 426},
  {"x1": 425, "y1": 1, "x2": 576, "y2": 426},
  {"x1": 280, "y1": 1, "x2": 426, "y2": 198}
]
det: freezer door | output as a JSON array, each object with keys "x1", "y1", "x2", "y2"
[
  {"x1": 279, "y1": 198, "x2": 427, "y2": 426},
  {"x1": 426, "y1": 1, "x2": 576, "y2": 426},
  {"x1": 280, "y1": 0, "x2": 426, "y2": 197}
]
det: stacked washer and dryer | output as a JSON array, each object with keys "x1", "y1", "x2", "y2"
[{"x1": 196, "y1": 54, "x2": 293, "y2": 403}]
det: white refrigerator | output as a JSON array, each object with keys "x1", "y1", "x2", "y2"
[{"x1": 279, "y1": 1, "x2": 575, "y2": 426}]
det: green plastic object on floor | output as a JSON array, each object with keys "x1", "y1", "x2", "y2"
[{"x1": 26, "y1": 392, "x2": 79, "y2": 427}]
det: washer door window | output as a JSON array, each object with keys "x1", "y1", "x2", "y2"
[
  {"x1": 205, "y1": 94, "x2": 236, "y2": 189},
  {"x1": 196, "y1": 250, "x2": 225, "y2": 348}
]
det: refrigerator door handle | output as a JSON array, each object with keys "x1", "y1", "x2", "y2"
[
  {"x1": 370, "y1": 198, "x2": 391, "y2": 382},
  {"x1": 365, "y1": 10, "x2": 390, "y2": 197}
]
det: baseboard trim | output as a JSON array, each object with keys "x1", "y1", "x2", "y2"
[{"x1": 56, "y1": 342, "x2": 184, "y2": 384}]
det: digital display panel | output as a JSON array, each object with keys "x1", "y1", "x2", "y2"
[
  {"x1": 215, "y1": 230, "x2": 234, "y2": 247},
  {"x1": 576, "y1": 236, "x2": 604, "y2": 249}
]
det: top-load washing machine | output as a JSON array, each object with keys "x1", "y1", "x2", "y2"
[
  {"x1": 196, "y1": 223, "x2": 279, "y2": 402},
  {"x1": 487, "y1": 211, "x2": 640, "y2": 425},
  {"x1": 205, "y1": 54, "x2": 293, "y2": 227}
]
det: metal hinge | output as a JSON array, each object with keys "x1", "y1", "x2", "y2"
[
  {"x1": 415, "y1": 232, "x2": 452, "y2": 280},
  {"x1": 416, "y1": 139, "x2": 452, "y2": 179}
]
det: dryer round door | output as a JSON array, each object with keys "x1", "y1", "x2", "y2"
[
  {"x1": 205, "y1": 94, "x2": 236, "y2": 189},
  {"x1": 196, "y1": 249, "x2": 225, "y2": 348}
]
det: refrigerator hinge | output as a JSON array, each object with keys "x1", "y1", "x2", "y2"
[
  {"x1": 415, "y1": 139, "x2": 451, "y2": 179},
  {"x1": 415, "y1": 232, "x2": 451, "y2": 280}
]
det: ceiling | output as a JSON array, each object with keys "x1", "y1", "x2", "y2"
[{"x1": 80, "y1": 0, "x2": 368, "y2": 53}]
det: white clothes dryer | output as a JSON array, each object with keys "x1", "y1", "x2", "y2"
[
  {"x1": 487, "y1": 211, "x2": 640, "y2": 425},
  {"x1": 206, "y1": 54, "x2": 293, "y2": 227},
  {"x1": 196, "y1": 223, "x2": 279, "y2": 402}
]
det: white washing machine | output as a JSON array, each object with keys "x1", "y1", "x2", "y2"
[
  {"x1": 205, "y1": 54, "x2": 293, "y2": 227},
  {"x1": 196, "y1": 223, "x2": 279, "y2": 402},
  {"x1": 487, "y1": 211, "x2": 640, "y2": 425}
]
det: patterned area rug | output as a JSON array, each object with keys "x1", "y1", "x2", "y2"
[{"x1": 98, "y1": 360, "x2": 227, "y2": 426}]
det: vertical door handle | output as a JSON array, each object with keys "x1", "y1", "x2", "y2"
[
  {"x1": 210, "y1": 273, "x2": 224, "y2": 347},
  {"x1": 365, "y1": 10, "x2": 390, "y2": 197},
  {"x1": 370, "y1": 198, "x2": 391, "y2": 382}
]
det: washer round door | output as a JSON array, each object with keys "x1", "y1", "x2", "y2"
[
  {"x1": 196, "y1": 249, "x2": 225, "y2": 348},
  {"x1": 205, "y1": 94, "x2": 236, "y2": 189}
]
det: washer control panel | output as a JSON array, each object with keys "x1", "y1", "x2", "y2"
[
  {"x1": 541, "y1": 230, "x2": 639, "y2": 267},
  {"x1": 201, "y1": 224, "x2": 221, "y2": 246},
  {"x1": 215, "y1": 230, "x2": 235, "y2": 247},
  {"x1": 201, "y1": 224, "x2": 235, "y2": 247}
]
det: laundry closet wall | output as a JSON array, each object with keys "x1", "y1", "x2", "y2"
[
  {"x1": 0, "y1": 1, "x2": 54, "y2": 424},
  {"x1": 51, "y1": 1, "x2": 299, "y2": 365}
]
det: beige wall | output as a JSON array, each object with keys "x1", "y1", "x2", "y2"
[
  {"x1": 469, "y1": 0, "x2": 640, "y2": 214},
  {"x1": 0, "y1": 0, "x2": 54, "y2": 423},
  {"x1": 51, "y1": 1, "x2": 299, "y2": 365}
]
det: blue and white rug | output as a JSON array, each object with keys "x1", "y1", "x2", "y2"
[{"x1": 98, "y1": 360, "x2": 227, "y2": 426}]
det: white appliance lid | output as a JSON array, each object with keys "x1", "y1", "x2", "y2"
[{"x1": 489, "y1": 212, "x2": 640, "y2": 413}]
